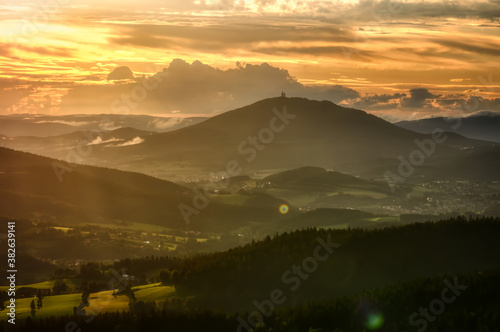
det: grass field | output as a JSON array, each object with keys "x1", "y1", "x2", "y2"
[
  {"x1": 0, "y1": 279, "x2": 78, "y2": 292},
  {"x1": 0, "y1": 283, "x2": 175, "y2": 320}
]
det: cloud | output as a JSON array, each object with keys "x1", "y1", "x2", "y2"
[
  {"x1": 35, "y1": 120, "x2": 92, "y2": 126},
  {"x1": 147, "y1": 117, "x2": 185, "y2": 130},
  {"x1": 107, "y1": 22, "x2": 356, "y2": 52},
  {"x1": 343, "y1": 89, "x2": 500, "y2": 121},
  {"x1": 85, "y1": 0, "x2": 500, "y2": 20},
  {"x1": 433, "y1": 39, "x2": 500, "y2": 57},
  {"x1": 253, "y1": 46, "x2": 378, "y2": 62},
  {"x1": 345, "y1": 93, "x2": 406, "y2": 110},
  {"x1": 401, "y1": 88, "x2": 440, "y2": 109},
  {"x1": 107, "y1": 66, "x2": 135, "y2": 80},
  {"x1": 469, "y1": 97, "x2": 500, "y2": 112},
  {"x1": 60, "y1": 59, "x2": 360, "y2": 115},
  {"x1": 113, "y1": 136, "x2": 144, "y2": 147},
  {"x1": 99, "y1": 121, "x2": 122, "y2": 131},
  {"x1": 88, "y1": 136, "x2": 122, "y2": 145},
  {"x1": 0, "y1": 43, "x2": 73, "y2": 59}
]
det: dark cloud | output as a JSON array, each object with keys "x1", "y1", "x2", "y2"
[
  {"x1": 434, "y1": 39, "x2": 500, "y2": 57},
  {"x1": 346, "y1": 93, "x2": 406, "y2": 110},
  {"x1": 81, "y1": 75, "x2": 103, "y2": 81},
  {"x1": 434, "y1": 96, "x2": 500, "y2": 113},
  {"x1": 401, "y1": 88, "x2": 440, "y2": 109},
  {"x1": 253, "y1": 46, "x2": 378, "y2": 62},
  {"x1": 107, "y1": 66, "x2": 135, "y2": 80},
  {"x1": 466, "y1": 96, "x2": 500, "y2": 112},
  {"x1": 60, "y1": 59, "x2": 359, "y2": 114},
  {"x1": 351, "y1": 0, "x2": 500, "y2": 21},
  {"x1": 108, "y1": 23, "x2": 355, "y2": 51},
  {"x1": 345, "y1": 90, "x2": 500, "y2": 117}
]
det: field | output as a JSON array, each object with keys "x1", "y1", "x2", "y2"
[
  {"x1": 0, "y1": 283, "x2": 175, "y2": 320},
  {"x1": 0, "y1": 279, "x2": 78, "y2": 292}
]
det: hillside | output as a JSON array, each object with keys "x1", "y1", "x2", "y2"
[{"x1": 0, "y1": 148, "x2": 289, "y2": 232}]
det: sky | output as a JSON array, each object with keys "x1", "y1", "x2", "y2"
[{"x1": 0, "y1": 0, "x2": 499, "y2": 120}]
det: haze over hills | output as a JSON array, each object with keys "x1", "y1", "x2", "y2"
[
  {"x1": 72, "y1": 97, "x2": 500, "y2": 182},
  {"x1": 1, "y1": 97, "x2": 499, "y2": 231},
  {"x1": 0, "y1": 114, "x2": 208, "y2": 138},
  {"x1": 395, "y1": 112, "x2": 500, "y2": 143},
  {"x1": 2, "y1": 97, "x2": 499, "y2": 186},
  {"x1": 0, "y1": 127, "x2": 157, "y2": 156}
]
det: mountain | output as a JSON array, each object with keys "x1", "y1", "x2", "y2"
[
  {"x1": 0, "y1": 148, "x2": 289, "y2": 232},
  {"x1": 395, "y1": 112, "x2": 500, "y2": 143},
  {"x1": 83, "y1": 97, "x2": 499, "y2": 181}
]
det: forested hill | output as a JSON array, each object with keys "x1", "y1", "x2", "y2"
[{"x1": 108, "y1": 216, "x2": 500, "y2": 311}]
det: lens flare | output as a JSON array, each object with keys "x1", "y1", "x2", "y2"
[
  {"x1": 365, "y1": 312, "x2": 384, "y2": 330},
  {"x1": 279, "y1": 204, "x2": 289, "y2": 214}
]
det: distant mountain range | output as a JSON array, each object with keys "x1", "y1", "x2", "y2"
[
  {"x1": 2, "y1": 98, "x2": 499, "y2": 184},
  {"x1": 395, "y1": 112, "x2": 500, "y2": 143},
  {"x1": 0, "y1": 114, "x2": 208, "y2": 137},
  {"x1": 84, "y1": 97, "x2": 500, "y2": 181}
]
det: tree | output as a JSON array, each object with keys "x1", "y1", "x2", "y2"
[
  {"x1": 30, "y1": 299, "x2": 36, "y2": 317},
  {"x1": 159, "y1": 269, "x2": 172, "y2": 285},
  {"x1": 80, "y1": 262, "x2": 102, "y2": 279},
  {"x1": 82, "y1": 288, "x2": 91, "y2": 306},
  {"x1": 36, "y1": 290, "x2": 43, "y2": 309},
  {"x1": 52, "y1": 279, "x2": 68, "y2": 295}
]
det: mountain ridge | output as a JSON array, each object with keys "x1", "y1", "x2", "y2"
[{"x1": 395, "y1": 112, "x2": 500, "y2": 143}]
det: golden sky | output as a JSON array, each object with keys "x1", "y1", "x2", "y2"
[{"x1": 1, "y1": 0, "x2": 500, "y2": 119}]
